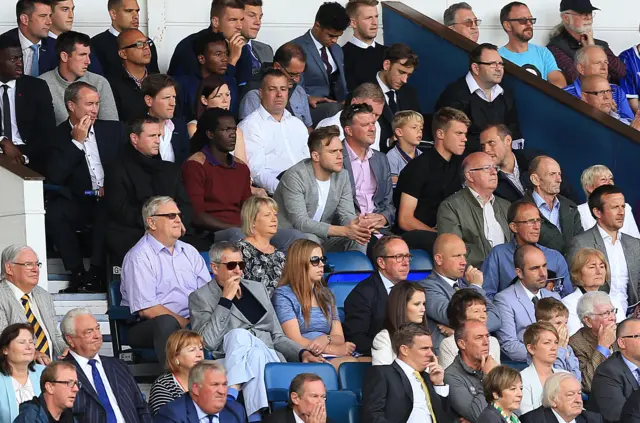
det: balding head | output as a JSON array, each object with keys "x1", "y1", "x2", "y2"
[
  {"x1": 616, "y1": 318, "x2": 640, "y2": 362},
  {"x1": 576, "y1": 45, "x2": 608, "y2": 79},
  {"x1": 529, "y1": 156, "x2": 561, "y2": 199},
  {"x1": 462, "y1": 151, "x2": 498, "y2": 196},
  {"x1": 433, "y1": 233, "x2": 468, "y2": 280},
  {"x1": 580, "y1": 75, "x2": 613, "y2": 114},
  {"x1": 117, "y1": 29, "x2": 151, "y2": 66},
  {"x1": 514, "y1": 244, "x2": 548, "y2": 293}
]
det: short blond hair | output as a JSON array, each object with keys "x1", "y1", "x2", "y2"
[
  {"x1": 392, "y1": 110, "x2": 424, "y2": 133},
  {"x1": 580, "y1": 165, "x2": 613, "y2": 197},
  {"x1": 345, "y1": 0, "x2": 379, "y2": 18},
  {"x1": 570, "y1": 248, "x2": 611, "y2": 286},
  {"x1": 165, "y1": 330, "x2": 204, "y2": 373},
  {"x1": 241, "y1": 196, "x2": 279, "y2": 237}
]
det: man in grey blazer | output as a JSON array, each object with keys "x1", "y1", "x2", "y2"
[
  {"x1": 291, "y1": 2, "x2": 350, "y2": 125},
  {"x1": 189, "y1": 241, "x2": 325, "y2": 420},
  {"x1": 274, "y1": 126, "x2": 371, "y2": 252},
  {"x1": 0, "y1": 245, "x2": 66, "y2": 362},
  {"x1": 437, "y1": 152, "x2": 512, "y2": 268},
  {"x1": 421, "y1": 233, "x2": 501, "y2": 352}
]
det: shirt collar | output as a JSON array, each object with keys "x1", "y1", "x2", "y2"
[
  {"x1": 0, "y1": 79, "x2": 16, "y2": 89},
  {"x1": 455, "y1": 354, "x2": 484, "y2": 378},
  {"x1": 257, "y1": 104, "x2": 292, "y2": 122},
  {"x1": 621, "y1": 353, "x2": 639, "y2": 375},
  {"x1": 164, "y1": 119, "x2": 175, "y2": 133},
  {"x1": 192, "y1": 397, "x2": 219, "y2": 423},
  {"x1": 378, "y1": 271, "x2": 395, "y2": 293},
  {"x1": 395, "y1": 357, "x2": 418, "y2": 376},
  {"x1": 434, "y1": 271, "x2": 458, "y2": 288},
  {"x1": 532, "y1": 191, "x2": 559, "y2": 211},
  {"x1": 48, "y1": 31, "x2": 58, "y2": 40},
  {"x1": 597, "y1": 224, "x2": 619, "y2": 242},
  {"x1": 376, "y1": 72, "x2": 392, "y2": 94},
  {"x1": 69, "y1": 350, "x2": 100, "y2": 368},
  {"x1": 345, "y1": 140, "x2": 373, "y2": 162},
  {"x1": 309, "y1": 31, "x2": 324, "y2": 52},
  {"x1": 69, "y1": 120, "x2": 95, "y2": 137},
  {"x1": 145, "y1": 232, "x2": 182, "y2": 256},
  {"x1": 518, "y1": 280, "x2": 540, "y2": 300},
  {"x1": 468, "y1": 187, "x2": 495, "y2": 206},
  {"x1": 551, "y1": 409, "x2": 576, "y2": 423},
  {"x1": 203, "y1": 145, "x2": 235, "y2": 168},
  {"x1": 18, "y1": 29, "x2": 41, "y2": 49},
  {"x1": 6, "y1": 281, "x2": 30, "y2": 302},
  {"x1": 349, "y1": 37, "x2": 376, "y2": 49},
  {"x1": 394, "y1": 144, "x2": 421, "y2": 164},
  {"x1": 108, "y1": 26, "x2": 120, "y2": 37},
  {"x1": 465, "y1": 71, "x2": 504, "y2": 99},
  {"x1": 292, "y1": 410, "x2": 305, "y2": 423}
]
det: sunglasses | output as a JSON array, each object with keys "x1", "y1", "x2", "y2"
[
  {"x1": 153, "y1": 212, "x2": 182, "y2": 220},
  {"x1": 215, "y1": 261, "x2": 246, "y2": 271},
  {"x1": 310, "y1": 256, "x2": 328, "y2": 267}
]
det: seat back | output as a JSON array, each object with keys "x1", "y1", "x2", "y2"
[
  {"x1": 338, "y1": 362, "x2": 371, "y2": 401},
  {"x1": 325, "y1": 252, "x2": 374, "y2": 284},
  {"x1": 326, "y1": 390, "x2": 358, "y2": 423},
  {"x1": 265, "y1": 363, "x2": 339, "y2": 406},
  {"x1": 348, "y1": 405, "x2": 361, "y2": 423}
]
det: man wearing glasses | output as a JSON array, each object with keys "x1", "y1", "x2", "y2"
[
  {"x1": 444, "y1": 2, "x2": 480, "y2": 43},
  {"x1": 437, "y1": 152, "x2": 511, "y2": 269},
  {"x1": 547, "y1": 0, "x2": 626, "y2": 84},
  {"x1": 498, "y1": 2, "x2": 567, "y2": 88},
  {"x1": 578, "y1": 75, "x2": 640, "y2": 129}
]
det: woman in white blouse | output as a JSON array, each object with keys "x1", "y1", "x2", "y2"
[
  {"x1": 518, "y1": 322, "x2": 568, "y2": 415},
  {"x1": 0, "y1": 323, "x2": 45, "y2": 423},
  {"x1": 371, "y1": 281, "x2": 427, "y2": 365}
]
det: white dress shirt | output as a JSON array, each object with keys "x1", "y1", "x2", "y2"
[
  {"x1": 0, "y1": 80, "x2": 24, "y2": 145},
  {"x1": 108, "y1": 26, "x2": 120, "y2": 37},
  {"x1": 519, "y1": 281, "x2": 541, "y2": 302},
  {"x1": 379, "y1": 271, "x2": 395, "y2": 294},
  {"x1": 316, "y1": 109, "x2": 381, "y2": 151},
  {"x1": 376, "y1": 72, "x2": 394, "y2": 106},
  {"x1": 501, "y1": 154, "x2": 525, "y2": 195},
  {"x1": 193, "y1": 399, "x2": 220, "y2": 423},
  {"x1": 552, "y1": 409, "x2": 576, "y2": 423},
  {"x1": 310, "y1": 32, "x2": 336, "y2": 74},
  {"x1": 12, "y1": 373, "x2": 35, "y2": 407},
  {"x1": 18, "y1": 29, "x2": 41, "y2": 77},
  {"x1": 313, "y1": 178, "x2": 331, "y2": 221},
  {"x1": 159, "y1": 119, "x2": 176, "y2": 163},
  {"x1": 469, "y1": 188, "x2": 506, "y2": 248},
  {"x1": 598, "y1": 225, "x2": 630, "y2": 313},
  {"x1": 48, "y1": 31, "x2": 58, "y2": 39},
  {"x1": 238, "y1": 105, "x2": 310, "y2": 193},
  {"x1": 71, "y1": 123, "x2": 105, "y2": 189},
  {"x1": 577, "y1": 202, "x2": 640, "y2": 238},
  {"x1": 434, "y1": 271, "x2": 458, "y2": 289},
  {"x1": 69, "y1": 351, "x2": 127, "y2": 423},
  {"x1": 292, "y1": 410, "x2": 305, "y2": 423},
  {"x1": 395, "y1": 358, "x2": 449, "y2": 423},
  {"x1": 7, "y1": 282, "x2": 54, "y2": 359}
]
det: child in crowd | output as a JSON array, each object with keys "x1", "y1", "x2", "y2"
[{"x1": 386, "y1": 110, "x2": 424, "y2": 186}]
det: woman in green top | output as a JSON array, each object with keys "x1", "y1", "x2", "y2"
[{"x1": 477, "y1": 366, "x2": 523, "y2": 423}]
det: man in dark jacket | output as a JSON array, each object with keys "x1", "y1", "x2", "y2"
[{"x1": 263, "y1": 373, "x2": 328, "y2": 423}]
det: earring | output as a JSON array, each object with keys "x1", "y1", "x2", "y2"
[{"x1": 176, "y1": 360, "x2": 179, "y2": 366}]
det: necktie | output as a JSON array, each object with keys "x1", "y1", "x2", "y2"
[
  {"x1": 320, "y1": 46, "x2": 333, "y2": 75},
  {"x1": 386, "y1": 90, "x2": 398, "y2": 114},
  {"x1": 1, "y1": 84, "x2": 10, "y2": 139},
  {"x1": 20, "y1": 295, "x2": 49, "y2": 356},
  {"x1": 453, "y1": 281, "x2": 460, "y2": 291},
  {"x1": 413, "y1": 370, "x2": 438, "y2": 423},
  {"x1": 29, "y1": 44, "x2": 39, "y2": 77},
  {"x1": 88, "y1": 359, "x2": 117, "y2": 423},
  {"x1": 246, "y1": 43, "x2": 261, "y2": 71},
  {"x1": 532, "y1": 296, "x2": 539, "y2": 307},
  {"x1": 635, "y1": 369, "x2": 640, "y2": 386},
  {"x1": 208, "y1": 415, "x2": 219, "y2": 423}
]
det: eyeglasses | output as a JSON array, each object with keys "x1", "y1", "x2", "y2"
[
  {"x1": 278, "y1": 64, "x2": 302, "y2": 80},
  {"x1": 512, "y1": 218, "x2": 543, "y2": 226},
  {"x1": 451, "y1": 19, "x2": 482, "y2": 28},
  {"x1": 310, "y1": 256, "x2": 328, "y2": 267},
  {"x1": 592, "y1": 308, "x2": 617, "y2": 318},
  {"x1": 621, "y1": 334, "x2": 640, "y2": 339},
  {"x1": 153, "y1": 213, "x2": 182, "y2": 220},
  {"x1": 475, "y1": 61, "x2": 504, "y2": 69},
  {"x1": 380, "y1": 254, "x2": 414, "y2": 263},
  {"x1": 49, "y1": 380, "x2": 82, "y2": 388},
  {"x1": 563, "y1": 11, "x2": 595, "y2": 19},
  {"x1": 468, "y1": 165, "x2": 500, "y2": 173},
  {"x1": 583, "y1": 89, "x2": 612, "y2": 99},
  {"x1": 504, "y1": 17, "x2": 537, "y2": 25},
  {"x1": 11, "y1": 262, "x2": 42, "y2": 270},
  {"x1": 214, "y1": 261, "x2": 246, "y2": 271},
  {"x1": 122, "y1": 39, "x2": 153, "y2": 50}
]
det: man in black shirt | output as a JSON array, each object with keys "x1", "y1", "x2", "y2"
[{"x1": 394, "y1": 107, "x2": 470, "y2": 253}]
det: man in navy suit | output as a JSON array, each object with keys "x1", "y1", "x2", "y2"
[
  {"x1": 291, "y1": 2, "x2": 350, "y2": 125},
  {"x1": 155, "y1": 361, "x2": 246, "y2": 423},
  {"x1": 46, "y1": 81, "x2": 126, "y2": 293},
  {"x1": 61, "y1": 308, "x2": 152, "y2": 423}
]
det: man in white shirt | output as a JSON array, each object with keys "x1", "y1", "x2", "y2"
[
  {"x1": 239, "y1": 68, "x2": 310, "y2": 194},
  {"x1": 362, "y1": 323, "x2": 454, "y2": 423}
]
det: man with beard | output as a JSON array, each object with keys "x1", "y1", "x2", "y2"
[
  {"x1": 547, "y1": 0, "x2": 626, "y2": 84},
  {"x1": 578, "y1": 75, "x2": 640, "y2": 129},
  {"x1": 498, "y1": 2, "x2": 567, "y2": 88}
]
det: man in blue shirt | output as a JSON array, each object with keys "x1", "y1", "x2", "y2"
[
  {"x1": 482, "y1": 201, "x2": 571, "y2": 300},
  {"x1": 620, "y1": 43, "x2": 640, "y2": 114},
  {"x1": 498, "y1": 2, "x2": 566, "y2": 88}
]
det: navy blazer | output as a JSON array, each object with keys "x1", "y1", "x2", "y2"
[
  {"x1": 291, "y1": 31, "x2": 348, "y2": 101},
  {"x1": 378, "y1": 83, "x2": 421, "y2": 152},
  {"x1": 153, "y1": 393, "x2": 246, "y2": 423},
  {"x1": 521, "y1": 406, "x2": 603, "y2": 423},
  {"x1": 64, "y1": 354, "x2": 152, "y2": 423},
  {"x1": 588, "y1": 351, "x2": 640, "y2": 423},
  {"x1": 1, "y1": 28, "x2": 57, "y2": 75},
  {"x1": 170, "y1": 117, "x2": 191, "y2": 165}
]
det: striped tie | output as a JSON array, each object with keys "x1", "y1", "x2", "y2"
[{"x1": 20, "y1": 295, "x2": 49, "y2": 355}]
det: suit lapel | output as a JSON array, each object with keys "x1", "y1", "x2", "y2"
[
  {"x1": 515, "y1": 282, "x2": 536, "y2": 322},
  {"x1": 591, "y1": 228, "x2": 612, "y2": 294},
  {"x1": 242, "y1": 280, "x2": 271, "y2": 325},
  {"x1": 65, "y1": 355, "x2": 101, "y2": 404},
  {"x1": 304, "y1": 31, "x2": 329, "y2": 84},
  {"x1": 621, "y1": 234, "x2": 640, "y2": 305},
  {"x1": 381, "y1": 103, "x2": 394, "y2": 125},
  {"x1": 543, "y1": 407, "x2": 561, "y2": 422},
  {"x1": 212, "y1": 282, "x2": 251, "y2": 325},
  {"x1": 462, "y1": 188, "x2": 491, "y2": 252},
  {"x1": 304, "y1": 161, "x2": 321, "y2": 220},
  {"x1": 391, "y1": 361, "x2": 414, "y2": 402},
  {"x1": 341, "y1": 143, "x2": 358, "y2": 211}
]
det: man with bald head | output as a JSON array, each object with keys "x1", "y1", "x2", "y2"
[
  {"x1": 524, "y1": 155, "x2": 583, "y2": 255},
  {"x1": 580, "y1": 75, "x2": 640, "y2": 129},
  {"x1": 437, "y1": 151, "x2": 511, "y2": 268},
  {"x1": 106, "y1": 28, "x2": 156, "y2": 122},
  {"x1": 421, "y1": 233, "x2": 501, "y2": 352},
  {"x1": 494, "y1": 244, "x2": 561, "y2": 362}
]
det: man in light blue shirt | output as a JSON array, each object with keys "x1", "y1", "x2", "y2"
[{"x1": 498, "y1": 2, "x2": 567, "y2": 88}]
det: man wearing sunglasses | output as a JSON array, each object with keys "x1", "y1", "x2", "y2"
[
  {"x1": 498, "y1": 2, "x2": 567, "y2": 88},
  {"x1": 443, "y1": 2, "x2": 480, "y2": 43}
]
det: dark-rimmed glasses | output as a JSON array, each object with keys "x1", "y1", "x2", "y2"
[
  {"x1": 310, "y1": 256, "x2": 328, "y2": 267},
  {"x1": 468, "y1": 165, "x2": 499, "y2": 173},
  {"x1": 475, "y1": 61, "x2": 504, "y2": 69},
  {"x1": 122, "y1": 39, "x2": 153, "y2": 50},
  {"x1": 214, "y1": 261, "x2": 246, "y2": 271},
  {"x1": 49, "y1": 380, "x2": 82, "y2": 388},
  {"x1": 512, "y1": 218, "x2": 543, "y2": 226},
  {"x1": 153, "y1": 213, "x2": 182, "y2": 220},
  {"x1": 583, "y1": 89, "x2": 612, "y2": 98},
  {"x1": 380, "y1": 254, "x2": 413, "y2": 263}
]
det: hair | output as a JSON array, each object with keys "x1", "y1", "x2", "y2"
[
  {"x1": 345, "y1": 0, "x2": 379, "y2": 18},
  {"x1": 208, "y1": 241, "x2": 241, "y2": 265},
  {"x1": 383, "y1": 43, "x2": 419, "y2": 68},
  {"x1": 0, "y1": 34, "x2": 22, "y2": 51},
  {"x1": 194, "y1": 31, "x2": 227, "y2": 57},
  {"x1": 483, "y1": 366, "x2": 522, "y2": 404},
  {"x1": 454, "y1": 318, "x2": 487, "y2": 345},
  {"x1": 190, "y1": 107, "x2": 236, "y2": 154},
  {"x1": 64, "y1": 81, "x2": 98, "y2": 111},
  {"x1": 0, "y1": 323, "x2": 36, "y2": 376},
  {"x1": 506, "y1": 200, "x2": 538, "y2": 225},
  {"x1": 575, "y1": 45, "x2": 606, "y2": 67},
  {"x1": 580, "y1": 165, "x2": 613, "y2": 197},
  {"x1": 499, "y1": 1, "x2": 528, "y2": 25},
  {"x1": 588, "y1": 184, "x2": 624, "y2": 220},
  {"x1": 513, "y1": 244, "x2": 542, "y2": 272},
  {"x1": 194, "y1": 74, "x2": 229, "y2": 121},
  {"x1": 391, "y1": 322, "x2": 431, "y2": 355},
  {"x1": 165, "y1": 330, "x2": 204, "y2": 374},
  {"x1": 392, "y1": 110, "x2": 424, "y2": 133},
  {"x1": 141, "y1": 196, "x2": 176, "y2": 230},
  {"x1": 55, "y1": 30, "x2": 90, "y2": 59},
  {"x1": 142, "y1": 74, "x2": 177, "y2": 99},
  {"x1": 188, "y1": 360, "x2": 226, "y2": 388},
  {"x1": 242, "y1": 0, "x2": 263, "y2": 5},
  {"x1": 383, "y1": 281, "x2": 428, "y2": 337},
  {"x1": 127, "y1": 115, "x2": 162, "y2": 138},
  {"x1": 431, "y1": 107, "x2": 471, "y2": 138},
  {"x1": 570, "y1": 248, "x2": 610, "y2": 287},
  {"x1": 16, "y1": 0, "x2": 51, "y2": 24},
  {"x1": 308, "y1": 125, "x2": 340, "y2": 153},
  {"x1": 339, "y1": 102, "x2": 373, "y2": 129},
  {"x1": 261, "y1": 67, "x2": 287, "y2": 88},
  {"x1": 40, "y1": 361, "x2": 77, "y2": 392},
  {"x1": 60, "y1": 307, "x2": 91, "y2": 340},
  {"x1": 107, "y1": 0, "x2": 123, "y2": 10},
  {"x1": 274, "y1": 42, "x2": 307, "y2": 67},
  {"x1": 469, "y1": 43, "x2": 499, "y2": 71},
  {"x1": 577, "y1": 291, "x2": 613, "y2": 323},
  {"x1": 541, "y1": 372, "x2": 577, "y2": 408},
  {"x1": 279, "y1": 239, "x2": 335, "y2": 326},
  {"x1": 535, "y1": 298, "x2": 569, "y2": 322},
  {"x1": 371, "y1": 235, "x2": 404, "y2": 269},
  {"x1": 240, "y1": 195, "x2": 279, "y2": 237},
  {"x1": 446, "y1": 288, "x2": 487, "y2": 331},
  {"x1": 443, "y1": 2, "x2": 473, "y2": 27},
  {"x1": 481, "y1": 123, "x2": 512, "y2": 141},
  {"x1": 314, "y1": 2, "x2": 350, "y2": 31},
  {"x1": 617, "y1": 317, "x2": 640, "y2": 339},
  {"x1": 523, "y1": 321, "x2": 559, "y2": 351},
  {"x1": 289, "y1": 373, "x2": 324, "y2": 405},
  {"x1": 351, "y1": 82, "x2": 385, "y2": 103},
  {"x1": 1, "y1": 244, "x2": 32, "y2": 279},
  {"x1": 210, "y1": 0, "x2": 245, "y2": 19},
  {"x1": 528, "y1": 155, "x2": 552, "y2": 175}
]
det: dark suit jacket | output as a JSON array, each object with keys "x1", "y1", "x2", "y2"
[
  {"x1": 1, "y1": 28, "x2": 57, "y2": 75},
  {"x1": 378, "y1": 83, "x2": 421, "y2": 152},
  {"x1": 477, "y1": 405, "x2": 510, "y2": 423},
  {"x1": 153, "y1": 393, "x2": 245, "y2": 423},
  {"x1": 169, "y1": 117, "x2": 190, "y2": 165},
  {"x1": 343, "y1": 272, "x2": 388, "y2": 356},
  {"x1": 64, "y1": 354, "x2": 151, "y2": 423},
  {"x1": 587, "y1": 351, "x2": 640, "y2": 423},
  {"x1": 90, "y1": 29, "x2": 159, "y2": 77},
  {"x1": 362, "y1": 361, "x2": 454, "y2": 423},
  {"x1": 262, "y1": 407, "x2": 334, "y2": 423},
  {"x1": 107, "y1": 67, "x2": 149, "y2": 123},
  {"x1": 621, "y1": 389, "x2": 640, "y2": 423},
  {"x1": 521, "y1": 406, "x2": 604, "y2": 423}
]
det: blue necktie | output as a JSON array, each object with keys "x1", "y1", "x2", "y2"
[
  {"x1": 29, "y1": 44, "x2": 39, "y2": 77},
  {"x1": 88, "y1": 359, "x2": 117, "y2": 423},
  {"x1": 247, "y1": 43, "x2": 261, "y2": 71}
]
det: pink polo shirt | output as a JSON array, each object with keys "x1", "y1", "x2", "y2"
[{"x1": 345, "y1": 142, "x2": 376, "y2": 214}]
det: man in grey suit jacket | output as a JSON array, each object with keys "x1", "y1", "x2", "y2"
[
  {"x1": 273, "y1": 126, "x2": 371, "y2": 253},
  {"x1": 437, "y1": 152, "x2": 512, "y2": 268},
  {"x1": 0, "y1": 245, "x2": 66, "y2": 362},
  {"x1": 291, "y1": 2, "x2": 350, "y2": 125},
  {"x1": 421, "y1": 234, "x2": 501, "y2": 352},
  {"x1": 567, "y1": 185, "x2": 640, "y2": 315},
  {"x1": 495, "y1": 245, "x2": 561, "y2": 362}
]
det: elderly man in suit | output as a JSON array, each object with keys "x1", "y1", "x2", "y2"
[
  {"x1": 154, "y1": 361, "x2": 245, "y2": 423},
  {"x1": 495, "y1": 244, "x2": 561, "y2": 362},
  {"x1": 292, "y1": 2, "x2": 350, "y2": 125},
  {"x1": 567, "y1": 185, "x2": 640, "y2": 323},
  {"x1": 0, "y1": 245, "x2": 67, "y2": 363},
  {"x1": 189, "y1": 241, "x2": 324, "y2": 422},
  {"x1": 437, "y1": 151, "x2": 511, "y2": 268},
  {"x1": 422, "y1": 233, "x2": 501, "y2": 352},
  {"x1": 61, "y1": 308, "x2": 152, "y2": 423},
  {"x1": 362, "y1": 323, "x2": 455, "y2": 423},
  {"x1": 263, "y1": 373, "x2": 328, "y2": 423},
  {"x1": 521, "y1": 372, "x2": 603, "y2": 423},
  {"x1": 273, "y1": 126, "x2": 370, "y2": 253},
  {"x1": 588, "y1": 318, "x2": 640, "y2": 423}
]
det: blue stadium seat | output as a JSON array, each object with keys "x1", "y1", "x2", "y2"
[
  {"x1": 348, "y1": 405, "x2": 361, "y2": 423},
  {"x1": 407, "y1": 249, "x2": 433, "y2": 281},
  {"x1": 200, "y1": 251, "x2": 212, "y2": 275},
  {"x1": 325, "y1": 251, "x2": 374, "y2": 284},
  {"x1": 265, "y1": 363, "x2": 339, "y2": 408},
  {"x1": 338, "y1": 362, "x2": 371, "y2": 402},
  {"x1": 326, "y1": 390, "x2": 358, "y2": 423}
]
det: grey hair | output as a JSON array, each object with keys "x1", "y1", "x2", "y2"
[
  {"x1": 64, "y1": 81, "x2": 98, "y2": 111},
  {"x1": 60, "y1": 308, "x2": 92, "y2": 341},
  {"x1": 0, "y1": 244, "x2": 33, "y2": 279},
  {"x1": 575, "y1": 45, "x2": 606, "y2": 67},
  {"x1": 577, "y1": 291, "x2": 613, "y2": 323},
  {"x1": 188, "y1": 360, "x2": 226, "y2": 388},
  {"x1": 580, "y1": 164, "x2": 612, "y2": 197},
  {"x1": 142, "y1": 196, "x2": 176, "y2": 230},
  {"x1": 208, "y1": 241, "x2": 240, "y2": 264},
  {"x1": 542, "y1": 373, "x2": 579, "y2": 408},
  {"x1": 444, "y1": 2, "x2": 473, "y2": 27}
]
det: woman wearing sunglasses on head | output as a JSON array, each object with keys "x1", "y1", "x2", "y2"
[{"x1": 272, "y1": 239, "x2": 369, "y2": 370}]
